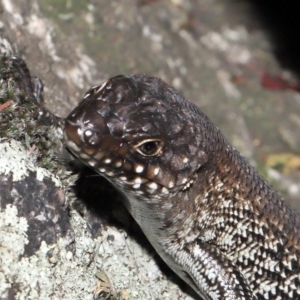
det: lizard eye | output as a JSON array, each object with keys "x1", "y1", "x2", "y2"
[{"x1": 134, "y1": 139, "x2": 164, "y2": 156}]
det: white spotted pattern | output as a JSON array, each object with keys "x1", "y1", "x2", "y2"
[{"x1": 135, "y1": 165, "x2": 144, "y2": 173}]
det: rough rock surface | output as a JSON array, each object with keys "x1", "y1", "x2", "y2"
[
  {"x1": 0, "y1": 0, "x2": 300, "y2": 299},
  {"x1": 0, "y1": 28, "x2": 195, "y2": 300}
]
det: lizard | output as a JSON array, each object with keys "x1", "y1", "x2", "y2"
[
  {"x1": 3, "y1": 55, "x2": 299, "y2": 299},
  {"x1": 63, "y1": 74, "x2": 300, "y2": 299}
]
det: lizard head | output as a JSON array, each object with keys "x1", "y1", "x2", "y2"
[{"x1": 64, "y1": 74, "x2": 209, "y2": 201}]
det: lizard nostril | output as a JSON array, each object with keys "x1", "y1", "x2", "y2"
[{"x1": 83, "y1": 129, "x2": 100, "y2": 146}]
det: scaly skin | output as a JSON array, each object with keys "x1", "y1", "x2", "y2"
[{"x1": 64, "y1": 74, "x2": 300, "y2": 300}]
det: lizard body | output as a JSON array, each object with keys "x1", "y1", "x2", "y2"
[{"x1": 64, "y1": 74, "x2": 300, "y2": 299}]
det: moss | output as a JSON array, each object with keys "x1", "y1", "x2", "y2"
[{"x1": 0, "y1": 55, "x2": 75, "y2": 198}]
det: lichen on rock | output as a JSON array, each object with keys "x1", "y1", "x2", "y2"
[{"x1": 0, "y1": 50, "x2": 194, "y2": 299}]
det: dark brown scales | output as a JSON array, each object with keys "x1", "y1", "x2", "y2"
[{"x1": 65, "y1": 74, "x2": 300, "y2": 300}]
